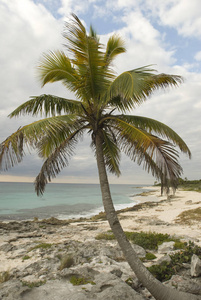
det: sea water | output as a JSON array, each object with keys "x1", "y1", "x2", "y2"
[{"x1": 0, "y1": 182, "x2": 148, "y2": 220}]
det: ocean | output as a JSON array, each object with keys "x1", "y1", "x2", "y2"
[{"x1": 0, "y1": 182, "x2": 149, "y2": 221}]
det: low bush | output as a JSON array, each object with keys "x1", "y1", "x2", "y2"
[
  {"x1": 70, "y1": 276, "x2": 95, "y2": 286},
  {"x1": 59, "y1": 254, "x2": 74, "y2": 270},
  {"x1": 95, "y1": 231, "x2": 183, "y2": 250},
  {"x1": 148, "y1": 241, "x2": 201, "y2": 281}
]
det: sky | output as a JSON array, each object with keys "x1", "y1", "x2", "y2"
[{"x1": 0, "y1": 0, "x2": 200, "y2": 185}]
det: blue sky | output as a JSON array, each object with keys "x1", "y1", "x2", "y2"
[{"x1": 0, "y1": 0, "x2": 201, "y2": 184}]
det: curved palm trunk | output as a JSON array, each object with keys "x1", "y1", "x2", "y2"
[{"x1": 95, "y1": 133, "x2": 199, "y2": 300}]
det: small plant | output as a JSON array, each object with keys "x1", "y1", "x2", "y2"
[
  {"x1": 148, "y1": 261, "x2": 176, "y2": 281},
  {"x1": 28, "y1": 243, "x2": 52, "y2": 252},
  {"x1": 21, "y1": 280, "x2": 46, "y2": 288},
  {"x1": 145, "y1": 252, "x2": 157, "y2": 260},
  {"x1": 59, "y1": 254, "x2": 74, "y2": 270},
  {"x1": 95, "y1": 232, "x2": 115, "y2": 240},
  {"x1": 173, "y1": 241, "x2": 187, "y2": 250},
  {"x1": 176, "y1": 207, "x2": 201, "y2": 225},
  {"x1": 22, "y1": 255, "x2": 31, "y2": 261},
  {"x1": 148, "y1": 241, "x2": 201, "y2": 281},
  {"x1": 125, "y1": 277, "x2": 133, "y2": 286},
  {"x1": 0, "y1": 271, "x2": 10, "y2": 283},
  {"x1": 95, "y1": 230, "x2": 181, "y2": 250},
  {"x1": 70, "y1": 276, "x2": 95, "y2": 286}
]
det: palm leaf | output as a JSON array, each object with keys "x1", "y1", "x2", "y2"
[
  {"x1": 0, "y1": 115, "x2": 78, "y2": 171},
  {"x1": 105, "y1": 116, "x2": 183, "y2": 185},
  {"x1": 9, "y1": 95, "x2": 82, "y2": 117},
  {"x1": 38, "y1": 50, "x2": 80, "y2": 94},
  {"x1": 104, "y1": 35, "x2": 126, "y2": 67},
  {"x1": 35, "y1": 128, "x2": 85, "y2": 195},
  {"x1": 117, "y1": 115, "x2": 191, "y2": 157},
  {"x1": 101, "y1": 130, "x2": 121, "y2": 176},
  {"x1": 105, "y1": 66, "x2": 183, "y2": 111},
  {"x1": 63, "y1": 14, "x2": 113, "y2": 102}
]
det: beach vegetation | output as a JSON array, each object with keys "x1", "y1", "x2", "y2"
[
  {"x1": 28, "y1": 243, "x2": 52, "y2": 252},
  {"x1": 145, "y1": 252, "x2": 157, "y2": 260},
  {"x1": 22, "y1": 255, "x2": 31, "y2": 261},
  {"x1": 148, "y1": 241, "x2": 201, "y2": 281},
  {"x1": 175, "y1": 207, "x2": 201, "y2": 225},
  {"x1": 0, "y1": 14, "x2": 193, "y2": 300},
  {"x1": 69, "y1": 275, "x2": 95, "y2": 286},
  {"x1": 0, "y1": 271, "x2": 10, "y2": 283},
  {"x1": 178, "y1": 178, "x2": 201, "y2": 192},
  {"x1": 96, "y1": 231, "x2": 182, "y2": 250},
  {"x1": 21, "y1": 280, "x2": 46, "y2": 288},
  {"x1": 59, "y1": 254, "x2": 74, "y2": 270}
]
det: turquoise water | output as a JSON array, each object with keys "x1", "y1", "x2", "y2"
[{"x1": 0, "y1": 182, "x2": 147, "y2": 220}]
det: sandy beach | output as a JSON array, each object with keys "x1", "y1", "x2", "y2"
[
  {"x1": 1, "y1": 187, "x2": 201, "y2": 271},
  {"x1": 0, "y1": 186, "x2": 201, "y2": 300}
]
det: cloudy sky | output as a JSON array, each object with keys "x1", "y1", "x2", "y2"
[{"x1": 0, "y1": 0, "x2": 200, "y2": 185}]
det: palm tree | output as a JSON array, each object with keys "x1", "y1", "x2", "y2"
[{"x1": 0, "y1": 15, "x2": 195, "y2": 300}]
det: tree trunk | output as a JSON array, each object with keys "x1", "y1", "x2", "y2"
[{"x1": 95, "y1": 133, "x2": 199, "y2": 300}]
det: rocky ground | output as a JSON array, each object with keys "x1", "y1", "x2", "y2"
[{"x1": 0, "y1": 215, "x2": 201, "y2": 300}]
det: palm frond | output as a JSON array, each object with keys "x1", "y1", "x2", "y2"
[
  {"x1": 35, "y1": 128, "x2": 85, "y2": 195},
  {"x1": 0, "y1": 115, "x2": 79, "y2": 171},
  {"x1": 105, "y1": 116, "x2": 183, "y2": 189},
  {"x1": 117, "y1": 115, "x2": 191, "y2": 157},
  {"x1": 38, "y1": 50, "x2": 78, "y2": 92},
  {"x1": 0, "y1": 130, "x2": 24, "y2": 171},
  {"x1": 63, "y1": 14, "x2": 113, "y2": 101},
  {"x1": 105, "y1": 66, "x2": 183, "y2": 111},
  {"x1": 104, "y1": 35, "x2": 126, "y2": 67},
  {"x1": 102, "y1": 130, "x2": 121, "y2": 176},
  {"x1": 9, "y1": 95, "x2": 82, "y2": 118}
]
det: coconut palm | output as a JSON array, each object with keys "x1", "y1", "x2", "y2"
[{"x1": 0, "y1": 15, "x2": 195, "y2": 299}]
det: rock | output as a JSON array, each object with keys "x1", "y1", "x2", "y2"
[
  {"x1": 158, "y1": 241, "x2": 175, "y2": 254},
  {"x1": 191, "y1": 254, "x2": 201, "y2": 277},
  {"x1": 0, "y1": 280, "x2": 30, "y2": 300},
  {"x1": 131, "y1": 244, "x2": 146, "y2": 258},
  {"x1": 156, "y1": 255, "x2": 171, "y2": 265},
  {"x1": 0, "y1": 243, "x2": 16, "y2": 252},
  {"x1": 90, "y1": 273, "x2": 145, "y2": 299},
  {"x1": 165, "y1": 275, "x2": 201, "y2": 296},
  {"x1": 110, "y1": 267, "x2": 123, "y2": 278},
  {"x1": 185, "y1": 200, "x2": 193, "y2": 204}
]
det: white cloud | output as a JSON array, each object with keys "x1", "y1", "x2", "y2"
[
  {"x1": 195, "y1": 51, "x2": 201, "y2": 61},
  {"x1": 145, "y1": 0, "x2": 201, "y2": 39},
  {"x1": 0, "y1": 0, "x2": 201, "y2": 184}
]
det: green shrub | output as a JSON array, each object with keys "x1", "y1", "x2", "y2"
[
  {"x1": 21, "y1": 280, "x2": 46, "y2": 288},
  {"x1": 28, "y1": 243, "x2": 52, "y2": 252},
  {"x1": 125, "y1": 231, "x2": 171, "y2": 250},
  {"x1": 59, "y1": 254, "x2": 74, "y2": 270},
  {"x1": 148, "y1": 241, "x2": 201, "y2": 282},
  {"x1": 0, "y1": 271, "x2": 10, "y2": 283},
  {"x1": 22, "y1": 255, "x2": 31, "y2": 261},
  {"x1": 145, "y1": 252, "x2": 157, "y2": 260},
  {"x1": 70, "y1": 276, "x2": 95, "y2": 286},
  {"x1": 95, "y1": 232, "x2": 115, "y2": 240},
  {"x1": 148, "y1": 262, "x2": 177, "y2": 281},
  {"x1": 173, "y1": 241, "x2": 187, "y2": 250},
  {"x1": 95, "y1": 231, "x2": 183, "y2": 250}
]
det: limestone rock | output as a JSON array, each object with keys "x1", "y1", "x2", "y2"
[
  {"x1": 158, "y1": 241, "x2": 175, "y2": 254},
  {"x1": 131, "y1": 244, "x2": 146, "y2": 258},
  {"x1": 165, "y1": 275, "x2": 201, "y2": 296},
  {"x1": 191, "y1": 254, "x2": 201, "y2": 277}
]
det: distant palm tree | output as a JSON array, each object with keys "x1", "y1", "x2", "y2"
[{"x1": 0, "y1": 15, "x2": 194, "y2": 299}]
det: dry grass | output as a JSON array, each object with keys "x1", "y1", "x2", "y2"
[{"x1": 175, "y1": 207, "x2": 201, "y2": 225}]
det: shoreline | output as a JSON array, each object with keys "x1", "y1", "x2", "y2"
[
  {"x1": 0, "y1": 187, "x2": 201, "y2": 299},
  {"x1": 0, "y1": 186, "x2": 200, "y2": 243},
  {"x1": 0, "y1": 186, "x2": 152, "y2": 222}
]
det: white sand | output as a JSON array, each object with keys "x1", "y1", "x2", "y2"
[{"x1": 0, "y1": 187, "x2": 200, "y2": 272}]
